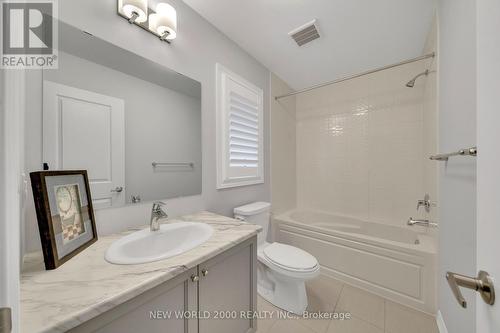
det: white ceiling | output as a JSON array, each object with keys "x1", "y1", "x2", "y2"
[{"x1": 182, "y1": 0, "x2": 436, "y2": 90}]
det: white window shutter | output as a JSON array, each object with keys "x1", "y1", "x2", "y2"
[{"x1": 216, "y1": 64, "x2": 264, "y2": 189}]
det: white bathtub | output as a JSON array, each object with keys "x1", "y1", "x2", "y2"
[{"x1": 274, "y1": 210, "x2": 437, "y2": 313}]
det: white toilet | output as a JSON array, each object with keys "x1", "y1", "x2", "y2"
[{"x1": 234, "y1": 202, "x2": 320, "y2": 314}]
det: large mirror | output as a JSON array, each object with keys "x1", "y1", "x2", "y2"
[{"x1": 38, "y1": 21, "x2": 202, "y2": 209}]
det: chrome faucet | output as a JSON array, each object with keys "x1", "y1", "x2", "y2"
[
  {"x1": 407, "y1": 217, "x2": 438, "y2": 228},
  {"x1": 150, "y1": 201, "x2": 168, "y2": 232}
]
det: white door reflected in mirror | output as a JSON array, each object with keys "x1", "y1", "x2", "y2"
[{"x1": 43, "y1": 81, "x2": 125, "y2": 209}]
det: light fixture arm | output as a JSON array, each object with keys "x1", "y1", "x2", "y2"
[
  {"x1": 128, "y1": 11, "x2": 139, "y2": 24},
  {"x1": 160, "y1": 31, "x2": 170, "y2": 41}
]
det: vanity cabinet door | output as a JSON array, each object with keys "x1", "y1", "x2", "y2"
[
  {"x1": 69, "y1": 267, "x2": 198, "y2": 333},
  {"x1": 198, "y1": 237, "x2": 257, "y2": 333}
]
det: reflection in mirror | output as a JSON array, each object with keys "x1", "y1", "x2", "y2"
[{"x1": 40, "y1": 21, "x2": 201, "y2": 209}]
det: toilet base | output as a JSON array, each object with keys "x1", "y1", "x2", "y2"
[{"x1": 257, "y1": 262, "x2": 311, "y2": 315}]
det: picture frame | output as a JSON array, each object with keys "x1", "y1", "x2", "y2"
[{"x1": 30, "y1": 170, "x2": 98, "y2": 270}]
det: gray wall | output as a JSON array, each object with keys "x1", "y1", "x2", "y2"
[
  {"x1": 23, "y1": 0, "x2": 270, "y2": 252},
  {"x1": 438, "y1": 1, "x2": 477, "y2": 332}
]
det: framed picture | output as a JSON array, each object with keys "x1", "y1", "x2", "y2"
[{"x1": 30, "y1": 170, "x2": 98, "y2": 270}]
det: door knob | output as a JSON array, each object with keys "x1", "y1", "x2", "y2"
[
  {"x1": 191, "y1": 274, "x2": 199, "y2": 282},
  {"x1": 110, "y1": 186, "x2": 124, "y2": 193},
  {"x1": 201, "y1": 269, "x2": 208, "y2": 277},
  {"x1": 446, "y1": 270, "x2": 495, "y2": 308}
]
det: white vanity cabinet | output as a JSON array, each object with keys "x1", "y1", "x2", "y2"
[{"x1": 69, "y1": 237, "x2": 257, "y2": 333}]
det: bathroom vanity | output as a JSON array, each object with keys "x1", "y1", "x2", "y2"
[{"x1": 21, "y1": 212, "x2": 260, "y2": 333}]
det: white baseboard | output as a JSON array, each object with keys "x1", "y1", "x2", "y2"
[{"x1": 436, "y1": 311, "x2": 448, "y2": 333}]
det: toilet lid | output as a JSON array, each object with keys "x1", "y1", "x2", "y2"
[{"x1": 263, "y1": 243, "x2": 318, "y2": 271}]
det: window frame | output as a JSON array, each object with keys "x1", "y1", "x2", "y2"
[{"x1": 216, "y1": 63, "x2": 264, "y2": 189}]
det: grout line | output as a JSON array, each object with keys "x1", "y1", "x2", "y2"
[
  {"x1": 384, "y1": 299, "x2": 387, "y2": 333},
  {"x1": 257, "y1": 296, "x2": 278, "y2": 333},
  {"x1": 325, "y1": 283, "x2": 345, "y2": 333},
  {"x1": 334, "y1": 283, "x2": 387, "y2": 331},
  {"x1": 264, "y1": 319, "x2": 277, "y2": 333},
  {"x1": 333, "y1": 283, "x2": 345, "y2": 312},
  {"x1": 324, "y1": 317, "x2": 334, "y2": 333},
  {"x1": 364, "y1": 317, "x2": 385, "y2": 332},
  {"x1": 346, "y1": 312, "x2": 385, "y2": 331}
]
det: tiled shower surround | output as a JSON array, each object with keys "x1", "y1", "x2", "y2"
[{"x1": 295, "y1": 60, "x2": 437, "y2": 226}]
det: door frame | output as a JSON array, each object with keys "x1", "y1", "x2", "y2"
[{"x1": 1, "y1": 69, "x2": 25, "y2": 333}]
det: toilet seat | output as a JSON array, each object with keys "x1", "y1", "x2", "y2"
[
  {"x1": 258, "y1": 242, "x2": 319, "y2": 276},
  {"x1": 263, "y1": 243, "x2": 318, "y2": 272}
]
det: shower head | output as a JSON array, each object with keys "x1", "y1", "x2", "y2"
[{"x1": 406, "y1": 70, "x2": 430, "y2": 88}]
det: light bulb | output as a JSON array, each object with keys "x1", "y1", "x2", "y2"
[
  {"x1": 120, "y1": 0, "x2": 148, "y2": 23},
  {"x1": 151, "y1": 2, "x2": 177, "y2": 40}
]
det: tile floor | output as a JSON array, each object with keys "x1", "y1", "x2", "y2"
[{"x1": 256, "y1": 275, "x2": 438, "y2": 333}]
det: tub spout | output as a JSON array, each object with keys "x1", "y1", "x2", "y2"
[{"x1": 407, "y1": 217, "x2": 438, "y2": 228}]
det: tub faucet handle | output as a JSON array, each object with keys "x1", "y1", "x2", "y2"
[{"x1": 416, "y1": 194, "x2": 432, "y2": 212}]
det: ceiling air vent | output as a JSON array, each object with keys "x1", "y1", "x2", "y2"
[{"x1": 289, "y1": 19, "x2": 320, "y2": 46}]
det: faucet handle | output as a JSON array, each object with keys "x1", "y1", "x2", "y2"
[
  {"x1": 416, "y1": 194, "x2": 434, "y2": 212},
  {"x1": 152, "y1": 201, "x2": 166, "y2": 212}
]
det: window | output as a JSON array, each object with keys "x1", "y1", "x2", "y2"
[{"x1": 216, "y1": 64, "x2": 264, "y2": 189}]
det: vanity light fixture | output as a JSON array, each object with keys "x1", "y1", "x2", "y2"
[{"x1": 118, "y1": 0, "x2": 177, "y2": 43}]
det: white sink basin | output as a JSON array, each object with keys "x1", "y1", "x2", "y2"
[{"x1": 105, "y1": 222, "x2": 214, "y2": 265}]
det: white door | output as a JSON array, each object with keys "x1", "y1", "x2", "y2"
[
  {"x1": 43, "y1": 81, "x2": 125, "y2": 209},
  {"x1": 476, "y1": 0, "x2": 500, "y2": 331},
  {"x1": 438, "y1": 1, "x2": 500, "y2": 331}
]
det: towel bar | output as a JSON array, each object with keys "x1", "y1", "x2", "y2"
[{"x1": 430, "y1": 147, "x2": 477, "y2": 161}]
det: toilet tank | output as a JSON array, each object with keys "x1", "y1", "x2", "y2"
[{"x1": 234, "y1": 202, "x2": 271, "y2": 245}]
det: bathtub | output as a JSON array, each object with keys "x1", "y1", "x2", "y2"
[{"x1": 273, "y1": 210, "x2": 437, "y2": 313}]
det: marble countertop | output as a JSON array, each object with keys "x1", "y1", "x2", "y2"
[{"x1": 21, "y1": 212, "x2": 261, "y2": 333}]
